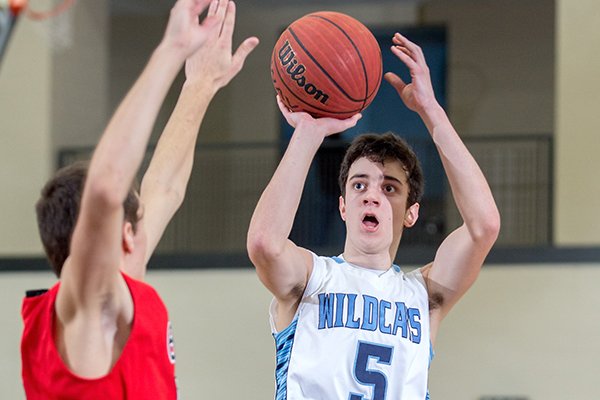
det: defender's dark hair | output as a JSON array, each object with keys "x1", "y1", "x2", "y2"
[
  {"x1": 35, "y1": 161, "x2": 140, "y2": 277},
  {"x1": 338, "y1": 132, "x2": 424, "y2": 206}
]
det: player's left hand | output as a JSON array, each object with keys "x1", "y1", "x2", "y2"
[{"x1": 384, "y1": 33, "x2": 438, "y2": 114}]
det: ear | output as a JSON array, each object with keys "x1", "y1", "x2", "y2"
[
  {"x1": 122, "y1": 222, "x2": 135, "y2": 254},
  {"x1": 338, "y1": 195, "x2": 346, "y2": 221},
  {"x1": 404, "y1": 202, "x2": 420, "y2": 228}
]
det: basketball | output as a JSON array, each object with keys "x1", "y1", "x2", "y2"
[{"x1": 271, "y1": 11, "x2": 382, "y2": 119}]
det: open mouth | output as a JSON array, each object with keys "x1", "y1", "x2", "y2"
[{"x1": 362, "y1": 214, "x2": 379, "y2": 230}]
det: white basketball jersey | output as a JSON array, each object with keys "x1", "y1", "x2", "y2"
[{"x1": 270, "y1": 253, "x2": 431, "y2": 400}]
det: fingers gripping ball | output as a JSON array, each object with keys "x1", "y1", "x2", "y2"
[{"x1": 271, "y1": 11, "x2": 382, "y2": 119}]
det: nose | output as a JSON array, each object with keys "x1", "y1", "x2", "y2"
[{"x1": 362, "y1": 189, "x2": 380, "y2": 206}]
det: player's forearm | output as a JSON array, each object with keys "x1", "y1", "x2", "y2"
[
  {"x1": 136, "y1": 82, "x2": 214, "y2": 264},
  {"x1": 421, "y1": 104, "x2": 500, "y2": 243},
  {"x1": 87, "y1": 44, "x2": 187, "y2": 207},
  {"x1": 248, "y1": 126, "x2": 323, "y2": 256},
  {"x1": 142, "y1": 81, "x2": 214, "y2": 210}
]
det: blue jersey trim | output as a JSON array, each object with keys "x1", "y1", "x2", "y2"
[
  {"x1": 273, "y1": 317, "x2": 299, "y2": 400},
  {"x1": 426, "y1": 341, "x2": 435, "y2": 399},
  {"x1": 429, "y1": 341, "x2": 435, "y2": 364}
]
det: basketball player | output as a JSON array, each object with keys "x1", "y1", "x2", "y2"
[
  {"x1": 247, "y1": 33, "x2": 500, "y2": 399},
  {"x1": 21, "y1": 0, "x2": 258, "y2": 398}
]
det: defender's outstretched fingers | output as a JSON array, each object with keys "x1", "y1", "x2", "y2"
[
  {"x1": 188, "y1": 0, "x2": 213, "y2": 16},
  {"x1": 221, "y1": 1, "x2": 237, "y2": 49},
  {"x1": 207, "y1": 0, "x2": 218, "y2": 17},
  {"x1": 214, "y1": 0, "x2": 228, "y2": 21},
  {"x1": 231, "y1": 36, "x2": 260, "y2": 75}
]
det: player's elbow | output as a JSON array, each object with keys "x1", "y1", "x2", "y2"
[
  {"x1": 163, "y1": 186, "x2": 186, "y2": 211},
  {"x1": 247, "y1": 230, "x2": 284, "y2": 268},
  {"x1": 472, "y1": 208, "x2": 501, "y2": 246},
  {"x1": 85, "y1": 175, "x2": 126, "y2": 212}
]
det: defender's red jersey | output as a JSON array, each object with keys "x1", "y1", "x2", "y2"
[{"x1": 21, "y1": 273, "x2": 177, "y2": 400}]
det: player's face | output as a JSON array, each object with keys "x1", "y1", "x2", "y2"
[{"x1": 339, "y1": 157, "x2": 417, "y2": 256}]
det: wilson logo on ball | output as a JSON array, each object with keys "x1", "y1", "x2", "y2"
[
  {"x1": 277, "y1": 40, "x2": 330, "y2": 104},
  {"x1": 271, "y1": 11, "x2": 382, "y2": 119}
]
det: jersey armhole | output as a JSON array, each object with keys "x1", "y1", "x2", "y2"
[
  {"x1": 269, "y1": 251, "x2": 325, "y2": 334},
  {"x1": 407, "y1": 267, "x2": 428, "y2": 291},
  {"x1": 302, "y1": 250, "x2": 325, "y2": 298},
  {"x1": 25, "y1": 289, "x2": 48, "y2": 298}
]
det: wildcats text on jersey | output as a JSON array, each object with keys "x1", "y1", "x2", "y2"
[{"x1": 318, "y1": 292, "x2": 422, "y2": 343}]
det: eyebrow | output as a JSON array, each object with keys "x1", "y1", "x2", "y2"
[{"x1": 349, "y1": 173, "x2": 404, "y2": 186}]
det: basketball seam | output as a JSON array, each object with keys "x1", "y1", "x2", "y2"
[
  {"x1": 288, "y1": 26, "x2": 364, "y2": 104},
  {"x1": 368, "y1": 52, "x2": 383, "y2": 99},
  {"x1": 309, "y1": 15, "x2": 373, "y2": 109}
]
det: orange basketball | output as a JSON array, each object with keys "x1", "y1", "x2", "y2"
[{"x1": 271, "y1": 11, "x2": 382, "y2": 119}]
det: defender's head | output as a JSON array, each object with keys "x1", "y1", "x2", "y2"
[{"x1": 35, "y1": 161, "x2": 140, "y2": 277}]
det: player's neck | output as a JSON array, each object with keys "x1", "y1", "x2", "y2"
[{"x1": 341, "y1": 249, "x2": 391, "y2": 271}]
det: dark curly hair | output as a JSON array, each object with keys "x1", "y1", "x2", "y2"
[
  {"x1": 35, "y1": 161, "x2": 140, "y2": 277},
  {"x1": 338, "y1": 132, "x2": 424, "y2": 207}
]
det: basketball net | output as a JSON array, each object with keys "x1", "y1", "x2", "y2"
[
  {"x1": 27, "y1": 0, "x2": 76, "y2": 52},
  {"x1": 0, "y1": 0, "x2": 76, "y2": 59}
]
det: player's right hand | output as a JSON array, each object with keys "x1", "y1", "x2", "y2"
[{"x1": 276, "y1": 95, "x2": 362, "y2": 138}]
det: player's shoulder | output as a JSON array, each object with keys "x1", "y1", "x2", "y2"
[
  {"x1": 302, "y1": 253, "x2": 344, "y2": 294},
  {"x1": 322, "y1": 254, "x2": 346, "y2": 265},
  {"x1": 311, "y1": 253, "x2": 351, "y2": 273}
]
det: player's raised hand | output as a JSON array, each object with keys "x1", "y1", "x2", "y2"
[
  {"x1": 384, "y1": 33, "x2": 438, "y2": 114},
  {"x1": 276, "y1": 95, "x2": 362, "y2": 138},
  {"x1": 185, "y1": 0, "x2": 259, "y2": 92},
  {"x1": 161, "y1": 0, "x2": 221, "y2": 59}
]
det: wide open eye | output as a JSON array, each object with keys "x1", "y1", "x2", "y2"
[
  {"x1": 353, "y1": 182, "x2": 365, "y2": 191},
  {"x1": 383, "y1": 184, "x2": 396, "y2": 193}
]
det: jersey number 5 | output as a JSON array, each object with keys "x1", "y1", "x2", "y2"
[{"x1": 349, "y1": 341, "x2": 393, "y2": 400}]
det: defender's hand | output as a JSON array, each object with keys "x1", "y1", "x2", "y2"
[
  {"x1": 161, "y1": 0, "x2": 220, "y2": 60},
  {"x1": 185, "y1": 0, "x2": 259, "y2": 92}
]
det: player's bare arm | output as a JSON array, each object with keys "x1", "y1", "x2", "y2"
[
  {"x1": 135, "y1": 0, "x2": 259, "y2": 278},
  {"x1": 247, "y1": 96, "x2": 361, "y2": 329},
  {"x1": 385, "y1": 33, "x2": 500, "y2": 344},
  {"x1": 54, "y1": 0, "x2": 219, "y2": 378}
]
